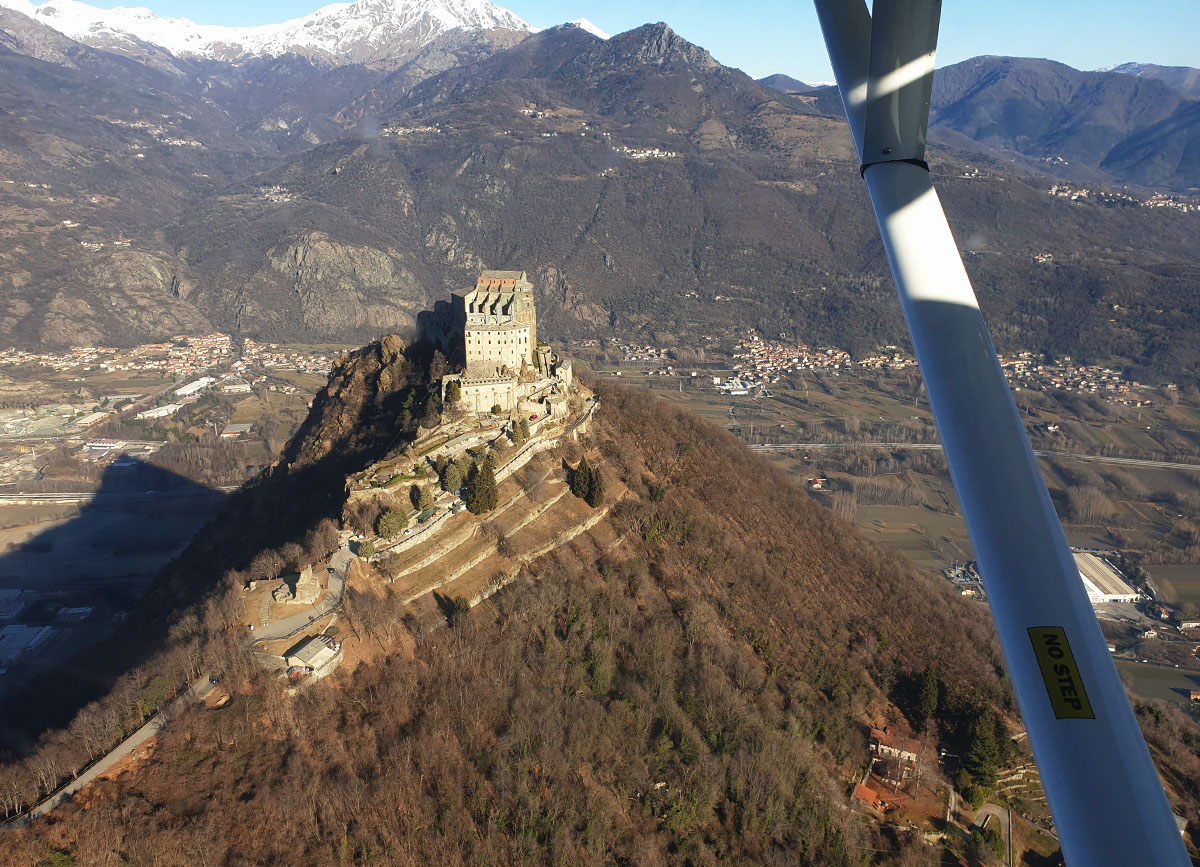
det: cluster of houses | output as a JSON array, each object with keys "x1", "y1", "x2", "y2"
[
  {"x1": 728, "y1": 335, "x2": 855, "y2": 385},
  {"x1": 0, "y1": 334, "x2": 231, "y2": 378},
  {"x1": 234, "y1": 339, "x2": 339, "y2": 376},
  {"x1": 255, "y1": 185, "x2": 295, "y2": 203},
  {"x1": 613, "y1": 145, "x2": 680, "y2": 160},
  {"x1": 998, "y1": 351, "x2": 1148, "y2": 405},
  {"x1": 1048, "y1": 183, "x2": 1199, "y2": 213},
  {"x1": 0, "y1": 333, "x2": 339, "y2": 382}
]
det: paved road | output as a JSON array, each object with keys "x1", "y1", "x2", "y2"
[
  {"x1": 748, "y1": 441, "x2": 1200, "y2": 471},
  {"x1": 8, "y1": 675, "x2": 217, "y2": 826},
  {"x1": 250, "y1": 546, "x2": 352, "y2": 646},
  {"x1": 0, "y1": 487, "x2": 238, "y2": 505},
  {"x1": 7, "y1": 546, "x2": 356, "y2": 826},
  {"x1": 976, "y1": 803, "x2": 1013, "y2": 865}
]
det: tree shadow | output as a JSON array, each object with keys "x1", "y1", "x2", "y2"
[{"x1": 0, "y1": 458, "x2": 222, "y2": 751}]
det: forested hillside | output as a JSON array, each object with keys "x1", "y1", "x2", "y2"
[{"x1": 2, "y1": 343, "x2": 1199, "y2": 862}]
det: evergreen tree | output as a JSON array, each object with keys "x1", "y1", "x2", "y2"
[
  {"x1": 376, "y1": 507, "x2": 408, "y2": 539},
  {"x1": 466, "y1": 461, "x2": 498, "y2": 514},
  {"x1": 584, "y1": 465, "x2": 605, "y2": 508},
  {"x1": 441, "y1": 458, "x2": 465, "y2": 493},
  {"x1": 444, "y1": 380, "x2": 461, "y2": 403},
  {"x1": 963, "y1": 709, "x2": 1000, "y2": 787},
  {"x1": 917, "y1": 668, "x2": 939, "y2": 724},
  {"x1": 571, "y1": 456, "x2": 592, "y2": 499},
  {"x1": 418, "y1": 485, "x2": 435, "y2": 510},
  {"x1": 517, "y1": 417, "x2": 530, "y2": 442}
]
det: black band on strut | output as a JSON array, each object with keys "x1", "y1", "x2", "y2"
[{"x1": 860, "y1": 157, "x2": 929, "y2": 178}]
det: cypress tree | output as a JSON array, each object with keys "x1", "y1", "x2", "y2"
[
  {"x1": 917, "y1": 668, "x2": 939, "y2": 724},
  {"x1": 963, "y1": 709, "x2": 1000, "y2": 787},
  {"x1": 584, "y1": 465, "x2": 604, "y2": 508},
  {"x1": 467, "y1": 461, "x2": 498, "y2": 514},
  {"x1": 442, "y1": 458, "x2": 465, "y2": 493},
  {"x1": 571, "y1": 456, "x2": 591, "y2": 499}
]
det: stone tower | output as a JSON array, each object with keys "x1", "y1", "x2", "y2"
[{"x1": 454, "y1": 270, "x2": 537, "y2": 378}]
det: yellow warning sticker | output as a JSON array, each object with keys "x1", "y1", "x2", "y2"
[{"x1": 1027, "y1": 626, "x2": 1095, "y2": 720}]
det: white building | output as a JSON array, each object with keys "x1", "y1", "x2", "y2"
[
  {"x1": 70, "y1": 411, "x2": 111, "y2": 429},
  {"x1": 0, "y1": 625, "x2": 54, "y2": 664},
  {"x1": 1073, "y1": 553, "x2": 1139, "y2": 605},
  {"x1": 136, "y1": 403, "x2": 182, "y2": 420},
  {"x1": 174, "y1": 376, "x2": 216, "y2": 398},
  {"x1": 284, "y1": 634, "x2": 343, "y2": 680}
]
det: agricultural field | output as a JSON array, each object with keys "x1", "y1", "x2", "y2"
[
  {"x1": 1149, "y1": 565, "x2": 1200, "y2": 608},
  {"x1": 1115, "y1": 660, "x2": 1200, "y2": 708},
  {"x1": 647, "y1": 367, "x2": 1200, "y2": 582}
]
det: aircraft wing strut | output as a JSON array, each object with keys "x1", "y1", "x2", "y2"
[{"x1": 812, "y1": 2, "x2": 1189, "y2": 863}]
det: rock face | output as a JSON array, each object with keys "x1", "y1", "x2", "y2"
[
  {"x1": 265, "y1": 232, "x2": 427, "y2": 336},
  {"x1": 33, "y1": 251, "x2": 212, "y2": 347}
]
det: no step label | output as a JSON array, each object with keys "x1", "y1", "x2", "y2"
[{"x1": 1028, "y1": 626, "x2": 1095, "y2": 720}]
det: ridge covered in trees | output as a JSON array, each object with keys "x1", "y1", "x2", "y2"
[{"x1": 3, "y1": 364, "x2": 1199, "y2": 863}]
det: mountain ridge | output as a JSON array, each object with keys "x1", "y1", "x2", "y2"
[
  {"x1": 0, "y1": 0, "x2": 533, "y2": 64},
  {"x1": 1, "y1": 12, "x2": 1199, "y2": 380}
]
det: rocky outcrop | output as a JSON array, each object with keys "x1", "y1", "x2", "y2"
[
  {"x1": 36, "y1": 251, "x2": 212, "y2": 347},
  {"x1": 264, "y1": 231, "x2": 429, "y2": 337}
]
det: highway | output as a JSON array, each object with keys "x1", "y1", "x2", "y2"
[
  {"x1": 747, "y1": 441, "x2": 1200, "y2": 471},
  {"x1": 0, "y1": 486, "x2": 239, "y2": 505}
]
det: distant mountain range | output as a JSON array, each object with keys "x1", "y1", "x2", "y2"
[
  {"x1": 0, "y1": 2, "x2": 1198, "y2": 381},
  {"x1": 761, "y1": 56, "x2": 1200, "y2": 191},
  {"x1": 928, "y1": 56, "x2": 1200, "y2": 191},
  {"x1": 757, "y1": 73, "x2": 817, "y2": 94},
  {"x1": 1103, "y1": 62, "x2": 1200, "y2": 97},
  {"x1": 0, "y1": 0, "x2": 533, "y2": 64}
]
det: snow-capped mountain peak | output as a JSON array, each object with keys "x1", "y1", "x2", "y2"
[
  {"x1": 567, "y1": 17, "x2": 609, "y2": 40},
  {"x1": 0, "y1": 0, "x2": 534, "y2": 64}
]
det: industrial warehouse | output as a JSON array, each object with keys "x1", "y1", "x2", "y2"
[{"x1": 1073, "y1": 552, "x2": 1140, "y2": 605}]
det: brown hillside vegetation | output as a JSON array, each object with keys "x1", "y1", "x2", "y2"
[
  {"x1": 3, "y1": 372, "x2": 1198, "y2": 864},
  {"x1": 3, "y1": 380, "x2": 1022, "y2": 866}
]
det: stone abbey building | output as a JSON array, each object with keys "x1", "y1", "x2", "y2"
[{"x1": 431, "y1": 270, "x2": 572, "y2": 416}]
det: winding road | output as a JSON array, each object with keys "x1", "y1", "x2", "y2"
[
  {"x1": 748, "y1": 441, "x2": 1200, "y2": 471},
  {"x1": 5, "y1": 545, "x2": 356, "y2": 827}
]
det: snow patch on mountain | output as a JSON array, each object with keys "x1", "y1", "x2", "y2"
[
  {"x1": 567, "y1": 17, "x2": 608, "y2": 40},
  {"x1": 1098, "y1": 62, "x2": 1148, "y2": 74},
  {"x1": 0, "y1": 0, "x2": 533, "y2": 62}
]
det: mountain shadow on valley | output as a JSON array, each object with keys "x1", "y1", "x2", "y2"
[{"x1": 0, "y1": 459, "x2": 223, "y2": 750}]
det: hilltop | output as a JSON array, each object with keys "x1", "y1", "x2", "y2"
[{"x1": 2, "y1": 329, "x2": 1199, "y2": 862}]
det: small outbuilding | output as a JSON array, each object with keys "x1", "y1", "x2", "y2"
[{"x1": 284, "y1": 634, "x2": 342, "y2": 680}]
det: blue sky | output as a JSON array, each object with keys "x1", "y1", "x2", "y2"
[{"x1": 77, "y1": 0, "x2": 1199, "y2": 82}]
